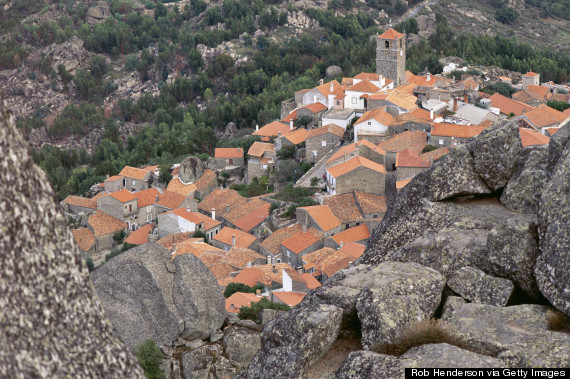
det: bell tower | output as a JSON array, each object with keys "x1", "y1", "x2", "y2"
[{"x1": 376, "y1": 28, "x2": 406, "y2": 87}]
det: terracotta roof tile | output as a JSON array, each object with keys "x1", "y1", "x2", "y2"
[
  {"x1": 323, "y1": 255, "x2": 353, "y2": 277},
  {"x1": 281, "y1": 228, "x2": 323, "y2": 254},
  {"x1": 109, "y1": 188, "x2": 137, "y2": 203},
  {"x1": 259, "y1": 224, "x2": 303, "y2": 255},
  {"x1": 195, "y1": 169, "x2": 217, "y2": 193},
  {"x1": 232, "y1": 267, "x2": 265, "y2": 287},
  {"x1": 226, "y1": 247, "x2": 266, "y2": 270},
  {"x1": 157, "y1": 190, "x2": 186, "y2": 210},
  {"x1": 289, "y1": 272, "x2": 321, "y2": 289},
  {"x1": 386, "y1": 90, "x2": 418, "y2": 111},
  {"x1": 302, "y1": 247, "x2": 337, "y2": 270},
  {"x1": 327, "y1": 140, "x2": 386, "y2": 164},
  {"x1": 303, "y1": 102, "x2": 328, "y2": 113},
  {"x1": 488, "y1": 93, "x2": 535, "y2": 116},
  {"x1": 213, "y1": 227, "x2": 256, "y2": 248},
  {"x1": 355, "y1": 108, "x2": 394, "y2": 126},
  {"x1": 196, "y1": 251, "x2": 226, "y2": 267},
  {"x1": 431, "y1": 123, "x2": 489, "y2": 139},
  {"x1": 225, "y1": 292, "x2": 262, "y2": 313},
  {"x1": 324, "y1": 193, "x2": 363, "y2": 224},
  {"x1": 255, "y1": 264, "x2": 297, "y2": 286},
  {"x1": 172, "y1": 240, "x2": 224, "y2": 259},
  {"x1": 281, "y1": 109, "x2": 298, "y2": 123},
  {"x1": 72, "y1": 228, "x2": 95, "y2": 252},
  {"x1": 378, "y1": 28, "x2": 404, "y2": 40},
  {"x1": 156, "y1": 232, "x2": 193, "y2": 249},
  {"x1": 523, "y1": 71, "x2": 540, "y2": 77},
  {"x1": 142, "y1": 165, "x2": 159, "y2": 173},
  {"x1": 88, "y1": 211, "x2": 127, "y2": 237},
  {"x1": 224, "y1": 199, "x2": 270, "y2": 232},
  {"x1": 272, "y1": 291, "x2": 306, "y2": 307},
  {"x1": 125, "y1": 223, "x2": 153, "y2": 245},
  {"x1": 119, "y1": 166, "x2": 149, "y2": 180},
  {"x1": 332, "y1": 224, "x2": 370, "y2": 245},
  {"x1": 420, "y1": 147, "x2": 450, "y2": 162},
  {"x1": 316, "y1": 80, "x2": 341, "y2": 97},
  {"x1": 298, "y1": 205, "x2": 341, "y2": 232},
  {"x1": 306, "y1": 123, "x2": 345, "y2": 139},
  {"x1": 521, "y1": 104, "x2": 568, "y2": 129},
  {"x1": 408, "y1": 74, "x2": 438, "y2": 87},
  {"x1": 133, "y1": 188, "x2": 160, "y2": 207},
  {"x1": 395, "y1": 83, "x2": 416, "y2": 95},
  {"x1": 248, "y1": 142, "x2": 276, "y2": 157},
  {"x1": 341, "y1": 78, "x2": 354, "y2": 86},
  {"x1": 253, "y1": 121, "x2": 294, "y2": 138},
  {"x1": 215, "y1": 148, "x2": 244, "y2": 159},
  {"x1": 104, "y1": 175, "x2": 124, "y2": 182},
  {"x1": 347, "y1": 80, "x2": 380, "y2": 93},
  {"x1": 353, "y1": 191, "x2": 387, "y2": 215},
  {"x1": 525, "y1": 85, "x2": 549, "y2": 99},
  {"x1": 396, "y1": 148, "x2": 431, "y2": 168},
  {"x1": 198, "y1": 188, "x2": 247, "y2": 216},
  {"x1": 377, "y1": 131, "x2": 427, "y2": 153},
  {"x1": 338, "y1": 242, "x2": 365, "y2": 259},
  {"x1": 280, "y1": 128, "x2": 308, "y2": 145},
  {"x1": 209, "y1": 263, "x2": 238, "y2": 286},
  {"x1": 64, "y1": 195, "x2": 97, "y2": 209},
  {"x1": 168, "y1": 208, "x2": 221, "y2": 231},
  {"x1": 519, "y1": 128, "x2": 550, "y2": 147},
  {"x1": 327, "y1": 156, "x2": 386, "y2": 178},
  {"x1": 396, "y1": 178, "x2": 412, "y2": 190},
  {"x1": 167, "y1": 177, "x2": 197, "y2": 197},
  {"x1": 545, "y1": 127, "x2": 561, "y2": 136},
  {"x1": 354, "y1": 73, "x2": 380, "y2": 82}
]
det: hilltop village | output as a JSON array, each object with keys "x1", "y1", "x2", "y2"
[{"x1": 63, "y1": 28, "x2": 570, "y2": 312}]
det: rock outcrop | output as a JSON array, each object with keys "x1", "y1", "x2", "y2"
[
  {"x1": 179, "y1": 156, "x2": 205, "y2": 184},
  {"x1": 447, "y1": 266, "x2": 514, "y2": 306},
  {"x1": 0, "y1": 99, "x2": 143, "y2": 377},
  {"x1": 92, "y1": 243, "x2": 225, "y2": 349}
]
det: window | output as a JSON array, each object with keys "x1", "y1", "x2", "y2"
[
  {"x1": 287, "y1": 250, "x2": 290, "y2": 258},
  {"x1": 321, "y1": 140, "x2": 326, "y2": 147},
  {"x1": 147, "y1": 206, "x2": 151, "y2": 212},
  {"x1": 132, "y1": 180, "x2": 135, "y2": 186},
  {"x1": 352, "y1": 97, "x2": 357, "y2": 104},
  {"x1": 147, "y1": 214, "x2": 152, "y2": 222},
  {"x1": 262, "y1": 164, "x2": 268, "y2": 169},
  {"x1": 400, "y1": 39, "x2": 403, "y2": 48},
  {"x1": 385, "y1": 41, "x2": 389, "y2": 48},
  {"x1": 129, "y1": 204, "x2": 132, "y2": 212},
  {"x1": 277, "y1": 258, "x2": 281, "y2": 263},
  {"x1": 312, "y1": 151, "x2": 317, "y2": 156},
  {"x1": 368, "y1": 121, "x2": 371, "y2": 125},
  {"x1": 439, "y1": 139, "x2": 444, "y2": 145},
  {"x1": 336, "y1": 100, "x2": 340, "y2": 105}
]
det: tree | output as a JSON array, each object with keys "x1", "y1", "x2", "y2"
[
  {"x1": 495, "y1": 7, "x2": 519, "y2": 24},
  {"x1": 89, "y1": 55, "x2": 108, "y2": 81},
  {"x1": 86, "y1": 257, "x2": 95, "y2": 272},
  {"x1": 238, "y1": 298, "x2": 290, "y2": 324},
  {"x1": 224, "y1": 282, "x2": 264, "y2": 298},
  {"x1": 133, "y1": 339, "x2": 165, "y2": 379},
  {"x1": 310, "y1": 177, "x2": 320, "y2": 187},
  {"x1": 276, "y1": 160, "x2": 302, "y2": 183},
  {"x1": 159, "y1": 164, "x2": 172, "y2": 184}
]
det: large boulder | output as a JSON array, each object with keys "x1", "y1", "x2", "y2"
[
  {"x1": 221, "y1": 320, "x2": 262, "y2": 369},
  {"x1": 446, "y1": 303, "x2": 570, "y2": 367},
  {"x1": 536, "y1": 124, "x2": 570, "y2": 316},
  {"x1": 179, "y1": 156, "x2": 205, "y2": 184},
  {"x1": 92, "y1": 243, "x2": 225, "y2": 349},
  {"x1": 85, "y1": 2, "x2": 112, "y2": 25},
  {"x1": 326, "y1": 65, "x2": 343, "y2": 78},
  {"x1": 500, "y1": 145, "x2": 549, "y2": 213},
  {"x1": 354, "y1": 263, "x2": 446, "y2": 349},
  {"x1": 181, "y1": 344, "x2": 235, "y2": 379},
  {"x1": 0, "y1": 99, "x2": 143, "y2": 376},
  {"x1": 236, "y1": 304, "x2": 343, "y2": 379},
  {"x1": 447, "y1": 267, "x2": 514, "y2": 306}
]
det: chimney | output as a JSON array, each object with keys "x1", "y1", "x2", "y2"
[
  {"x1": 106, "y1": 174, "x2": 110, "y2": 179},
  {"x1": 302, "y1": 225, "x2": 307, "y2": 233},
  {"x1": 155, "y1": 195, "x2": 159, "y2": 202},
  {"x1": 453, "y1": 98, "x2": 458, "y2": 112},
  {"x1": 255, "y1": 124, "x2": 259, "y2": 131},
  {"x1": 319, "y1": 79, "x2": 324, "y2": 86},
  {"x1": 219, "y1": 184, "x2": 223, "y2": 190},
  {"x1": 430, "y1": 109, "x2": 434, "y2": 120},
  {"x1": 247, "y1": 261, "x2": 251, "y2": 268},
  {"x1": 330, "y1": 82, "x2": 334, "y2": 92},
  {"x1": 256, "y1": 289, "x2": 261, "y2": 296},
  {"x1": 211, "y1": 208, "x2": 216, "y2": 220},
  {"x1": 186, "y1": 206, "x2": 190, "y2": 212},
  {"x1": 340, "y1": 242, "x2": 344, "y2": 248},
  {"x1": 272, "y1": 264, "x2": 277, "y2": 273},
  {"x1": 289, "y1": 120, "x2": 294, "y2": 130},
  {"x1": 267, "y1": 256, "x2": 272, "y2": 264},
  {"x1": 232, "y1": 234, "x2": 236, "y2": 246},
  {"x1": 225, "y1": 204, "x2": 229, "y2": 213},
  {"x1": 427, "y1": 72, "x2": 431, "y2": 82},
  {"x1": 278, "y1": 131, "x2": 282, "y2": 137}
]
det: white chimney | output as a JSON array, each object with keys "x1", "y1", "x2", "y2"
[
  {"x1": 267, "y1": 256, "x2": 272, "y2": 264},
  {"x1": 247, "y1": 261, "x2": 251, "y2": 268},
  {"x1": 256, "y1": 124, "x2": 259, "y2": 131},
  {"x1": 186, "y1": 206, "x2": 190, "y2": 212},
  {"x1": 330, "y1": 82, "x2": 333, "y2": 92},
  {"x1": 427, "y1": 73, "x2": 431, "y2": 82},
  {"x1": 278, "y1": 131, "x2": 282, "y2": 137},
  {"x1": 313, "y1": 95, "x2": 317, "y2": 103},
  {"x1": 340, "y1": 242, "x2": 344, "y2": 248},
  {"x1": 430, "y1": 109, "x2": 434, "y2": 120},
  {"x1": 319, "y1": 79, "x2": 323, "y2": 86},
  {"x1": 302, "y1": 225, "x2": 307, "y2": 233},
  {"x1": 232, "y1": 235, "x2": 236, "y2": 246},
  {"x1": 225, "y1": 204, "x2": 229, "y2": 213},
  {"x1": 211, "y1": 208, "x2": 216, "y2": 220},
  {"x1": 289, "y1": 120, "x2": 294, "y2": 130}
]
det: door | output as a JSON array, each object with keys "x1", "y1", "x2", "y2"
[{"x1": 229, "y1": 158, "x2": 233, "y2": 165}]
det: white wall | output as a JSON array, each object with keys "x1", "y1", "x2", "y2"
[{"x1": 354, "y1": 119, "x2": 389, "y2": 142}]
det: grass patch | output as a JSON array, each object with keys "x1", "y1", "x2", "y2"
[
  {"x1": 547, "y1": 309, "x2": 570, "y2": 333},
  {"x1": 371, "y1": 319, "x2": 466, "y2": 357}
]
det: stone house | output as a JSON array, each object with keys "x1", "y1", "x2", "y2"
[
  {"x1": 430, "y1": 123, "x2": 489, "y2": 147},
  {"x1": 96, "y1": 189, "x2": 138, "y2": 231},
  {"x1": 512, "y1": 87, "x2": 549, "y2": 107},
  {"x1": 133, "y1": 188, "x2": 160, "y2": 225},
  {"x1": 258, "y1": 224, "x2": 304, "y2": 263},
  {"x1": 197, "y1": 188, "x2": 248, "y2": 221},
  {"x1": 87, "y1": 211, "x2": 127, "y2": 252},
  {"x1": 195, "y1": 169, "x2": 218, "y2": 200},
  {"x1": 155, "y1": 190, "x2": 198, "y2": 216},
  {"x1": 71, "y1": 227, "x2": 96, "y2": 256},
  {"x1": 297, "y1": 103, "x2": 327, "y2": 128},
  {"x1": 222, "y1": 198, "x2": 271, "y2": 234},
  {"x1": 327, "y1": 139, "x2": 386, "y2": 168},
  {"x1": 377, "y1": 130, "x2": 428, "y2": 171},
  {"x1": 253, "y1": 121, "x2": 294, "y2": 142},
  {"x1": 454, "y1": 104, "x2": 500, "y2": 125},
  {"x1": 296, "y1": 205, "x2": 343, "y2": 237},
  {"x1": 211, "y1": 226, "x2": 258, "y2": 252},
  {"x1": 247, "y1": 142, "x2": 275, "y2": 184},
  {"x1": 353, "y1": 108, "x2": 394, "y2": 143},
  {"x1": 323, "y1": 190, "x2": 387, "y2": 231},
  {"x1": 62, "y1": 195, "x2": 97, "y2": 214},
  {"x1": 326, "y1": 156, "x2": 386, "y2": 196},
  {"x1": 321, "y1": 108, "x2": 356, "y2": 129},
  {"x1": 118, "y1": 166, "x2": 151, "y2": 191},
  {"x1": 329, "y1": 223, "x2": 370, "y2": 248},
  {"x1": 344, "y1": 80, "x2": 380, "y2": 110},
  {"x1": 157, "y1": 208, "x2": 221, "y2": 240},
  {"x1": 296, "y1": 80, "x2": 340, "y2": 108},
  {"x1": 395, "y1": 148, "x2": 431, "y2": 181},
  {"x1": 103, "y1": 175, "x2": 124, "y2": 193},
  {"x1": 521, "y1": 71, "x2": 540, "y2": 90},
  {"x1": 275, "y1": 128, "x2": 308, "y2": 151},
  {"x1": 516, "y1": 104, "x2": 569, "y2": 132},
  {"x1": 214, "y1": 148, "x2": 244, "y2": 169},
  {"x1": 280, "y1": 227, "x2": 324, "y2": 270},
  {"x1": 304, "y1": 124, "x2": 345, "y2": 163},
  {"x1": 487, "y1": 93, "x2": 535, "y2": 117},
  {"x1": 384, "y1": 89, "x2": 418, "y2": 114}
]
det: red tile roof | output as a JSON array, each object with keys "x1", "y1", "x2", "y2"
[
  {"x1": 156, "y1": 232, "x2": 193, "y2": 249},
  {"x1": 248, "y1": 142, "x2": 275, "y2": 157},
  {"x1": 338, "y1": 242, "x2": 365, "y2": 259},
  {"x1": 109, "y1": 188, "x2": 137, "y2": 203},
  {"x1": 302, "y1": 247, "x2": 337, "y2": 270},
  {"x1": 355, "y1": 108, "x2": 394, "y2": 126},
  {"x1": 231, "y1": 202, "x2": 271, "y2": 233},
  {"x1": 157, "y1": 190, "x2": 186, "y2": 210},
  {"x1": 521, "y1": 104, "x2": 568, "y2": 129},
  {"x1": 420, "y1": 147, "x2": 450, "y2": 162},
  {"x1": 273, "y1": 291, "x2": 306, "y2": 307},
  {"x1": 104, "y1": 175, "x2": 124, "y2": 182},
  {"x1": 526, "y1": 85, "x2": 550, "y2": 99},
  {"x1": 324, "y1": 193, "x2": 364, "y2": 224},
  {"x1": 119, "y1": 166, "x2": 149, "y2": 180},
  {"x1": 125, "y1": 223, "x2": 153, "y2": 245},
  {"x1": 408, "y1": 74, "x2": 438, "y2": 87},
  {"x1": 253, "y1": 121, "x2": 294, "y2": 138},
  {"x1": 347, "y1": 80, "x2": 380, "y2": 93},
  {"x1": 396, "y1": 178, "x2": 412, "y2": 190},
  {"x1": 167, "y1": 177, "x2": 196, "y2": 197},
  {"x1": 303, "y1": 102, "x2": 328, "y2": 113},
  {"x1": 72, "y1": 228, "x2": 95, "y2": 252},
  {"x1": 488, "y1": 93, "x2": 535, "y2": 116},
  {"x1": 332, "y1": 224, "x2": 370, "y2": 245},
  {"x1": 212, "y1": 227, "x2": 256, "y2": 248},
  {"x1": 281, "y1": 228, "x2": 323, "y2": 254},
  {"x1": 64, "y1": 195, "x2": 97, "y2": 209},
  {"x1": 232, "y1": 267, "x2": 264, "y2": 287},
  {"x1": 353, "y1": 191, "x2": 387, "y2": 215},
  {"x1": 215, "y1": 148, "x2": 244, "y2": 159},
  {"x1": 195, "y1": 169, "x2": 217, "y2": 193},
  {"x1": 281, "y1": 109, "x2": 298, "y2": 123},
  {"x1": 88, "y1": 211, "x2": 127, "y2": 237},
  {"x1": 168, "y1": 208, "x2": 221, "y2": 231},
  {"x1": 197, "y1": 188, "x2": 247, "y2": 216},
  {"x1": 378, "y1": 28, "x2": 404, "y2": 40},
  {"x1": 133, "y1": 188, "x2": 160, "y2": 207},
  {"x1": 280, "y1": 128, "x2": 308, "y2": 145},
  {"x1": 316, "y1": 80, "x2": 341, "y2": 97},
  {"x1": 298, "y1": 205, "x2": 341, "y2": 232},
  {"x1": 327, "y1": 156, "x2": 386, "y2": 178},
  {"x1": 323, "y1": 256, "x2": 353, "y2": 278},
  {"x1": 523, "y1": 71, "x2": 540, "y2": 77},
  {"x1": 259, "y1": 224, "x2": 303, "y2": 255},
  {"x1": 225, "y1": 292, "x2": 262, "y2": 313},
  {"x1": 354, "y1": 73, "x2": 380, "y2": 82},
  {"x1": 377, "y1": 131, "x2": 427, "y2": 153},
  {"x1": 396, "y1": 148, "x2": 431, "y2": 168},
  {"x1": 289, "y1": 272, "x2": 321, "y2": 289},
  {"x1": 519, "y1": 128, "x2": 550, "y2": 147},
  {"x1": 430, "y1": 123, "x2": 489, "y2": 139},
  {"x1": 327, "y1": 140, "x2": 386, "y2": 164},
  {"x1": 225, "y1": 247, "x2": 266, "y2": 270}
]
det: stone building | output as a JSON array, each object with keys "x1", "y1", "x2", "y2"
[
  {"x1": 430, "y1": 123, "x2": 489, "y2": 147},
  {"x1": 304, "y1": 124, "x2": 345, "y2": 163},
  {"x1": 521, "y1": 71, "x2": 540, "y2": 90},
  {"x1": 62, "y1": 195, "x2": 97, "y2": 214},
  {"x1": 297, "y1": 102, "x2": 327, "y2": 128},
  {"x1": 247, "y1": 142, "x2": 275, "y2": 184},
  {"x1": 133, "y1": 188, "x2": 160, "y2": 225},
  {"x1": 103, "y1": 175, "x2": 124, "y2": 193},
  {"x1": 326, "y1": 156, "x2": 386, "y2": 195},
  {"x1": 376, "y1": 28, "x2": 406, "y2": 87},
  {"x1": 87, "y1": 211, "x2": 127, "y2": 252},
  {"x1": 279, "y1": 227, "x2": 324, "y2": 269},
  {"x1": 214, "y1": 148, "x2": 244, "y2": 169},
  {"x1": 96, "y1": 189, "x2": 138, "y2": 230},
  {"x1": 395, "y1": 148, "x2": 431, "y2": 181},
  {"x1": 118, "y1": 166, "x2": 151, "y2": 191},
  {"x1": 327, "y1": 139, "x2": 386, "y2": 168},
  {"x1": 296, "y1": 205, "x2": 343, "y2": 237},
  {"x1": 157, "y1": 208, "x2": 221, "y2": 239}
]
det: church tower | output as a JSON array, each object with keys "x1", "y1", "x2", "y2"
[{"x1": 376, "y1": 28, "x2": 406, "y2": 87}]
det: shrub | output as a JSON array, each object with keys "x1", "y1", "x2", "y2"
[
  {"x1": 193, "y1": 229, "x2": 208, "y2": 242},
  {"x1": 86, "y1": 257, "x2": 95, "y2": 272},
  {"x1": 371, "y1": 319, "x2": 466, "y2": 357},
  {"x1": 495, "y1": 7, "x2": 519, "y2": 24},
  {"x1": 224, "y1": 282, "x2": 264, "y2": 298},
  {"x1": 133, "y1": 339, "x2": 165, "y2": 379},
  {"x1": 105, "y1": 247, "x2": 121, "y2": 262},
  {"x1": 310, "y1": 177, "x2": 320, "y2": 187},
  {"x1": 547, "y1": 309, "x2": 570, "y2": 332},
  {"x1": 121, "y1": 242, "x2": 136, "y2": 252},
  {"x1": 238, "y1": 298, "x2": 290, "y2": 324},
  {"x1": 113, "y1": 230, "x2": 126, "y2": 243},
  {"x1": 421, "y1": 145, "x2": 438, "y2": 153}
]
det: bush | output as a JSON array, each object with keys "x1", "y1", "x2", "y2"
[
  {"x1": 224, "y1": 282, "x2": 264, "y2": 298},
  {"x1": 371, "y1": 319, "x2": 466, "y2": 356},
  {"x1": 86, "y1": 257, "x2": 95, "y2": 272},
  {"x1": 105, "y1": 247, "x2": 121, "y2": 262},
  {"x1": 495, "y1": 7, "x2": 519, "y2": 24},
  {"x1": 193, "y1": 229, "x2": 208, "y2": 242},
  {"x1": 310, "y1": 177, "x2": 320, "y2": 187},
  {"x1": 238, "y1": 298, "x2": 290, "y2": 324},
  {"x1": 121, "y1": 242, "x2": 136, "y2": 252},
  {"x1": 113, "y1": 230, "x2": 126, "y2": 243},
  {"x1": 421, "y1": 145, "x2": 438, "y2": 153},
  {"x1": 133, "y1": 339, "x2": 165, "y2": 379}
]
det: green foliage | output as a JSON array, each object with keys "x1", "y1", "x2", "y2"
[
  {"x1": 276, "y1": 146, "x2": 296, "y2": 160},
  {"x1": 113, "y1": 230, "x2": 126, "y2": 243},
  {"x1": 125, "y1": 54, "x2": 139, "y2": 71},
  {"x1": 105, "y1": 247, "x2": 122, "y2": 262},
  {"x1": 481, "y1": 82, "x2": 517, "y2": 97},
  {"x1": 272, "y1": 184, "x2": 314, "y2": 203},
  {"x1": 300, "y1": 162, "x2": 313, "y2": 173},
  {"x1": 238, "y1": 297, "x2": 290, "y2": 324},
  {"x1": 547, "y1": 101, "x2": 570, "y2": 112},
  {"x1": 495, "y1": 7, "x2": 519, "y2": 24},
  {"x1": 57, "y1": 64, "x2": 73, "y2": 85},
  {"x1": 224, "y1": 282, "x2": 264, "y2": 298},
  {"x1": 159, "y1": 164, "x2": 173, "y2": 184},
  {"x1": 276, "y1": 160, "x2": 303, "y2": 183},
  {"x1": 446, "y1": 69, "x2": 481, "y2": 80},
  {"x1": 421, "y1": 145, "x2": 438, "y2": 153},
  {"x1": 121, "y1": 242, "x2": 137, "y2": 252},
  {"x1": 230, "y1": 175, "x2": 273, "y2": 197},
  {"x1": 294, "y1": 114, "x2": 313, "y2": 128},
  {"x1": 193, "y1": 229, "x2": 209, "y2": 243},
  {"x1": 50, "y1": 102, "x2": 103, "y2": 137},
  {"x1": 310, "y1": 177, "x2": 320, "y2": 187},
  {"x1": 89, "y1": 55, "x2": 109, "y2": 81},
  {"x1": 395, "y1": 18, "x2": 419, "y2": 35},
  {"x1": 133, "y1": 339, "x2": 165, "y2": 379},
  {"x1": 86, "y1": 257, "x2": 95, "y2": 272}
]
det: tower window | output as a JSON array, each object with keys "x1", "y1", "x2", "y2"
[
  {"x1": 400, "y1": 39, "x2": 403, "y2": 48},
  {"x1": 385, "y1": 41, "x2": 389, "y2": 48}
]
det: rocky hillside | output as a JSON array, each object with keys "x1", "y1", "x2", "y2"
[{"x1": 235, "y1": 120, "x2": 570, "y2": 377}]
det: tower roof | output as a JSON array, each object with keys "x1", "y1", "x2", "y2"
[{"x1": 378, "y1": 28, "x2": 404, "y2": 40}]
